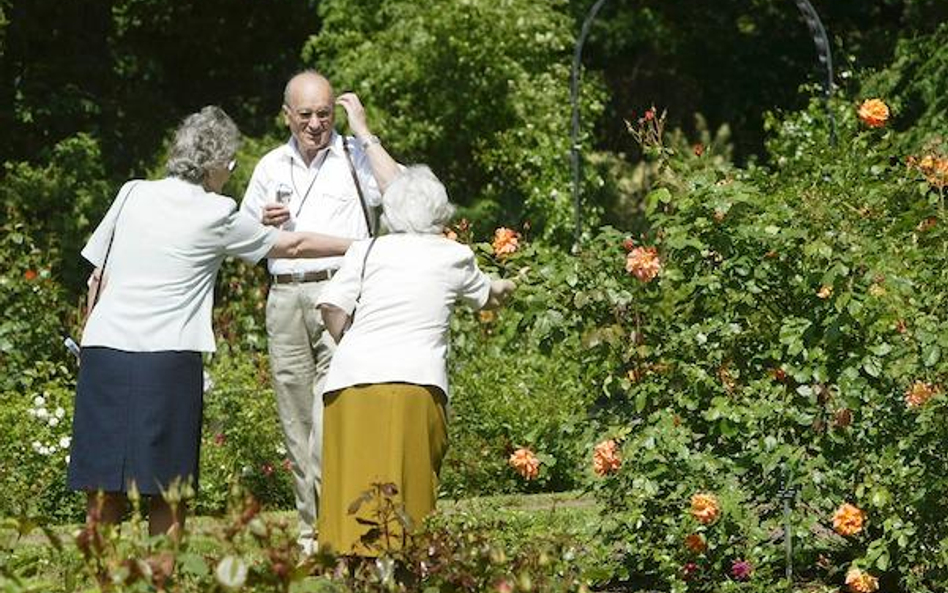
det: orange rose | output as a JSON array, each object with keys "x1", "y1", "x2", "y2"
[
  {"x1": 23, "y1": 269, "x2": 37, "y2": 281},
  {"x1": 509, "y1": 447, "x2": 540, "y2": 480},
  {"x1": 443, "y1": 228, "x2": 458, "y2": 241},
  {"x1": 845, "y1": 567, "x2": 879, "y2": 593},
  {"x1": 683, "y1": 533, "x2": 706, "y2": 553},
  {"x1": 478, "y1": 309, "x2": 496, "y2": 324},
  {"x1": 592, "y1": 439, "x2": 621, "y2": 476},
  {"x1": 909, "y1": 154, "x2": 948, "y2": 190},
  {"x1": 905, "y1": 380, "x2": 938, "y2": 408},
  {"x1": 492, "y1": 227, "x2": 520, "y2": 256},
  {"x1": 916, "y1": 216, "x2": 937, "y2": 232},
  {"x1": 857, "y1": 99, "x2": 889, "y2": 128},
  {"x1": 832, "y1": 503, "x2": 865, "y2": 536},
  {"x1": 690, "y1": 492, "x2": 720, "y2": 525},
  {"x1": 625, "y1": 246, "x2": 661, "y2": 282}
]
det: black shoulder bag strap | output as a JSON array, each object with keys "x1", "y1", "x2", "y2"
[
  {"x1": 91, "y1": 181, "x2": 140, "y2": 308},
  {"x1": 354, "y1": 236, "x2": 379, "y2": 308},
  {"x1": 342, "y1": 236, "x2": 379, "y2": 337},
  {"x1": 342, "y1": 139, "x2": 376, "y2": 237}
]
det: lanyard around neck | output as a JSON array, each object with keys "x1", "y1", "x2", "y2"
[{"x1": 288, "y1": 150, "x2": 328, "y2": 217}]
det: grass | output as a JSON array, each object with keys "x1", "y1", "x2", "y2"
[{"x1": 0, "y1": 491, "x2": 607, "y2": 592}]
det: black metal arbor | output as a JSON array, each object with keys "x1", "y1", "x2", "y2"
[{"x1": 568, "y1": 0, "x2": 836, "y2": 246}]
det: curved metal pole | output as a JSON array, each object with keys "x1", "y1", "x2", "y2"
[
  {"x1": 792, "y1": 0, "x2": 836, "y2": 145},
  {"x1": 570, "y1": 0, "x2": 610, "y2": 248}
]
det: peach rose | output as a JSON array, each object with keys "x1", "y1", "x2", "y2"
[
  {"x1": 915, "y1": 154, "x2": 948, "y2": 189},
  {"x1": 625, "y1": 246, "x2": 661, "y2": 282},
  {"x1": 832, "y1": 503, "x2": 865, "y2": 536},
  {"x1": 817, "y1": 284, "x2": 833, "y2": 299},
  {"x1": 478, "y1": 309, "x2": 496, "y2": 324},
  {"x1": 683, "y1": 533, "x2": 706, "y2": 553},
  {"x1": 492, "y1": 227, "x2": 520, "y2": 256},
  {"x1": 905, "y1": 380, "x2": 938, "y2": 408},
  {"x1": 509, "y1": 447, "x2": 540, "y2": 480},
  {"x1": 690, "y1": 492, "x2": 720, "y2": 525},
  {"x1": 593, "y1": 439, "x2": 621, "y2": 476},
  {"x1": 845, "y1": 567, "x2": 879, "y2": 593},
  {"x1": 857, "y1": 99, "x2": 889, "y2": 128}
]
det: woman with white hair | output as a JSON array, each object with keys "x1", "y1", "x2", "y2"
[
  {"x1": 316, "y1": 165, "x2": 514, "y2": 555},
  {"x1": 68, "y1": 105, "x2": 353, "y2": 537}
]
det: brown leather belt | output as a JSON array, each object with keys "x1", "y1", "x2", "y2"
[{"x1": 271, "y1": 270, "x2": 334, "y2": 284}]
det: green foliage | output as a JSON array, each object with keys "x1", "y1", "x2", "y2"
[
  {"x1": 198, "y1": 349, "x2": 295, "y2": 515},
  {"x1": 0, "y1": 134, "x2": 112, "y2": 292},
  {"x1": 0, "y1": 222, "x2": 84, "y2": 522},
  {"x1": 0, "y1": 0, "x2": 318, "y2": 173},
  {"x1": 306, "y1": 0, "x2": 608, "y2": 243},
  {"x1": 570, "y1": 0, "x2": 948, "y2": 161},
  {"x1": 860, "y1": 22, "x2": 948, "y2": 155}
]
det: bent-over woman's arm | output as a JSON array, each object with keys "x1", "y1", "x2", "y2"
[
  {"x1": 268, "y1": 232, "x2": 353, "y2": 259},
  {"x1": 483, "y1": 279, "x2": 516, "y2": 310},
  {"x1": 319, "y1": 304, "x2": 351, "y2": 344}
]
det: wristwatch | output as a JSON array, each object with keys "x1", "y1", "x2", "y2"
[{"x1": 359, "y1": 135, "x2": 381, "y2": 151}]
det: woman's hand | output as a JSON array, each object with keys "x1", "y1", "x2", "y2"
[
  {"x1": 484, "y1": 279, "x2": 516, "y2": 310},
  {"x1": 319, "y1": 304, "x2": 352, "y2": 343}
]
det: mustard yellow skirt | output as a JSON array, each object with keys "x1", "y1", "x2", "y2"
[{"x1": 317, "y1": 383, "x2": 448, "y2": 556}]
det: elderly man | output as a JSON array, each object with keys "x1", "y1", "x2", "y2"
[{"x1": 240, "y1": 70, "x2": 400, "y2": 553}]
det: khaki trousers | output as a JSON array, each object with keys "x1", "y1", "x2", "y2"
[{"x1": 266, "y1": 281, "x2": 336, "y2": 551}]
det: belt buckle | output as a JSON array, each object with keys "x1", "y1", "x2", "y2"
[{"x1": 291, "y1": 270, "x2": 306, "y2": 283}]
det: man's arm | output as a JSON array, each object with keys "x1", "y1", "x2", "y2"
[
  {"x1": 336, "y1": 93, "x2": 401, "y2": 194},
  {"x1": 267, "y1": 231, "x2": 352, "y2": 259}
]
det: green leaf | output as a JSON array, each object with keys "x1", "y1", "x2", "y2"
[
  {"x1": 923, "y1": 344, "x2": 941, "y2": 367},
  {"x1": 179, "y1": 553, "x2": 210, "y2": 577},
  {"x1": 876, "y1": 551, "x2": 890, "y2": 571},
  {"x1": 862, "y1": 357, "x2": 882, "y2": 378}
]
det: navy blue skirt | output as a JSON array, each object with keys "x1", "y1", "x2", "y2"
[{"x1": 67, "y1": 347, "x2": 203, "y2": 496}]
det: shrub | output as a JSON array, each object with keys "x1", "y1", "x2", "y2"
[{"x1": 579, "y1": 83, "x2": 948, "y2": 590}]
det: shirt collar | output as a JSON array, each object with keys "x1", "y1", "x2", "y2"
[{"x1": 284, "y1": 131, "x2": 346, "y2": 167}]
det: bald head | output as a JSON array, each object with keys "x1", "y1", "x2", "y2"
[
  {"x1": 282, "y1": 71, "x2": 336, "y2": 164},
  {"x1": 283, "y1": 71, "x2": 333, "y2": 108}
]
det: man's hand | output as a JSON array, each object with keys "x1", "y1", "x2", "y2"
[
  {"x1": 336, "y1": 93, "x2": 371, "y2": 139},
  {"x1": 262, "y1": 203, "x2": 291, "y2": 227}
]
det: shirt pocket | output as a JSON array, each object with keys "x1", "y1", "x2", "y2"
[{"x1": 318, "y1": 190, "x2": 357, "y2": 218}]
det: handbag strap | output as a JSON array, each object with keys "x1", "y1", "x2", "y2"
[
  {"x1": 342, "y1": 139, "x2": 376, "y2": 237},
  {"x1": 354, "y1": 236, "x2": 379, "y2": 306},
  {"x1": 92, "y1": 181, "x2": 140, "y2": 307}
]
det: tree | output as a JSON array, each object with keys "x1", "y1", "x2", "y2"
[{"x1": 306, "y1": 0, "x2": 607, "y2": 243}]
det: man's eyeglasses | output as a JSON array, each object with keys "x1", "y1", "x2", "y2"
[
  {"x1": 226, "y1": 159, "x2": 238, "y2": 173},
  {"x1": 289, "y1": 108, "x2": 333, "y2": 123}
]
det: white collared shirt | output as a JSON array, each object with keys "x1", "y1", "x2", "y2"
[
  {"x1": 316, "y1": 234, "x2": 492, "y2": 398},
  {"x1": 240, "y1": 132, "x2": 381, "y2": 275}
]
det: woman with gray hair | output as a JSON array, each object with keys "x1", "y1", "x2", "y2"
[
  {"x1": 68, "y1": 105, "x2": 352, "y2": 537},
  {"x1": 316, "y1": 165, "x2": 514, "y2": 556}
]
